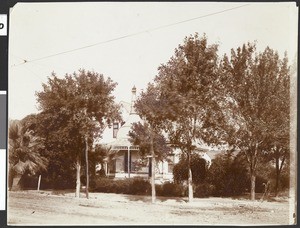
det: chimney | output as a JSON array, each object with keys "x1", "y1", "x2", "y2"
[
  {"x1": 130, "y1": 85, "x2": 137, "y2": 114},
  {"x1": 113, "y1": 122, "x2": 119, "y2": 138}
]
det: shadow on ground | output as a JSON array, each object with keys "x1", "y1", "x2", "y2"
[
  {"x1": 123, "y1": 194, "x2": 187, "y2": 203},
  {"x1": 231, "y1": 193, "x2": 289, "y2": 203}
]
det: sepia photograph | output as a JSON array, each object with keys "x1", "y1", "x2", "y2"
[{"x1": 7, "y1": 1, "x2": 298, "y2": 226}]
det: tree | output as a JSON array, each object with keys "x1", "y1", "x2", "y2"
[
  {"x1": 206, "y1": 152, "x2": 250, "y2": 196},
  {"x1": 173, "y1": 153, "x2": 207, "y2": 185},
  {"x1": 219, "y1": 45, "x2": 290, "y2": 200},
  {"x1": 8, "y1": 117, "x2": 48, "y2": 190},
  {"x1": 153, "y1": 33, "x2": 225, "y2": 202},
  {"x1": 265, "y1": 53, "x2": 290, "y2": 196},
  {"x1": 271, "y1": 148, "x2": 289, "y2": 196},
  {"x1": 36, "y1": 69, "x2": 121, "y2": 198},
  {"x1": 129, "y1": 122, "x2": 171, "y2": 160},
  {"x1": 129, "y1": 84, "x2": 171, "y2": 203}
]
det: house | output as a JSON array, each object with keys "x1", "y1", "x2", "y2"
[{"x1": 98, "y1": 86, "x2": 217, "y2": 183}]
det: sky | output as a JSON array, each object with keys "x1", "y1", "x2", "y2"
[{"x1": 8, "y1": 2, "x2": 298, "y2": 121}]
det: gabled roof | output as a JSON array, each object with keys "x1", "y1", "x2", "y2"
[{"x1": 103, "y1": 86, "x2": 142, "y2": 150}]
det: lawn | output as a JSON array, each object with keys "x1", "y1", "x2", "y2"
[{"x1": 8, "y1": 190, "x2": 294, "y2": 225}]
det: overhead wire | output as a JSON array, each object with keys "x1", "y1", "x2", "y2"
[
  {"x1": 10, "y1": 55, "x2": 50, "y2": 82},
  {"x1": 10, "y1": 4, "x2": 250, "y2": 68},
  {"x1": 22, "y1": 63, "x2": 45, "y2": 83},
  {"x1": 11, "y1": 54, "x2": 71, "y2": 74}
]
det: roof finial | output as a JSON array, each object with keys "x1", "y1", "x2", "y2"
[
  {"x1": 130, "y1": 85, "x2": 137, "y2": 114},
  {"x1": 132, "y1": 85, "x2": 136, "y2": 95}
]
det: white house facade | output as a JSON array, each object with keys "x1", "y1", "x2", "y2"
[{"x1": 98, "y1": 86, "x2": 215, "y2": 183}]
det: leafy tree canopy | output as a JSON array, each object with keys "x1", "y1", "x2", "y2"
[
  {"x1": 219, "y1": 44, "x2": 290, "y2": 199},
  {"x1": 35, "y1": 69, "x2": 121, "y2": 192},
  {"x1": 154, "y1": 33, "x2": 226, "y2": 150},
  {"x1": 129, "y1": 122, "x2": 171, "y2": 161},
  {"x1": 35, "y1": 69, "x2": 121, "y2": 158}
]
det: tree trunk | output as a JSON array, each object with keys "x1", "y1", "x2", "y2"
[
  {"x1": 250, "y1": 172, "x2": 256, "y2": 201},
  {"x1": 11, "y1": 174, "x2": 22, "y2": 191},
  {"x1": 85, "y1": 135, "x2": 89, "y2": 199},
  {"x1": 37, "y1": 175, "x2": 41, "y2": 191},
  {"x1": 8, "y1": 167, "x2": 15, "y2": 191},
  {"x1": 275, "y1": 157, "x2": 280, "y2": 197},
  {"x1": 150, "y1": 130, "x2": 156, "y2": 204},
  {"x1": 249, "y1": 143, "x2": 259, "y2": 201},
  {"x1": 75, "y1": 156, "x2": 81, "y2": 198},
  {"x1": 188, "y1": 152, "x2": 193, "y2": 202}
]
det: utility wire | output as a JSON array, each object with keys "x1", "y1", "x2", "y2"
[
  {"x1": 22, "y1": 63, "x2": 44, "y2": 83},
  {"x1": 11, "y1": 4, "x2": 250, "y2": 67},
  {"x1": 11, "y1": 55, "x2": 70, "y2": 73}
]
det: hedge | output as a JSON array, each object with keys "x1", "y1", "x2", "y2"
[{"x1": 91, "y1": 177, "x2": 151, "y2": 195}]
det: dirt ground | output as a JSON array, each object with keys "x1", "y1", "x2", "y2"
[{"x1": 7, "y1": 190, "x2": 294, "y2": 225}]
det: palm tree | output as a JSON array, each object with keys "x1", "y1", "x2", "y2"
[{"x1": 8, "y1": 119, "x2": 48, "y2": 190}]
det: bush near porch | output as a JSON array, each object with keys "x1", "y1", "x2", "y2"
[
  {"x1": 91, "y1": 177, "x2": 151, "y2": 195},
  {"x1": 91, "y1": 177, "x2": 216, "y2": 198}
]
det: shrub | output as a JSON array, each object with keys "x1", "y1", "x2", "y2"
[
  {"x1": 92, "y1": 177, "x2": 191, "y2": 197},
  {"x1": 97, "y1": 168, "x2": 106, "y2": 177},
  {"x1": 92, "y1": 177, "x2": 115, "y2": 193},
  {"x1": 130, "y1": 178, "x2": 151, "y2": 195},
  {"x1": 155, "y1": 184, "x2": 163, "y2": 196},
  {"x1": 173, "y1": 154, "x2": 207, "y2": 184},
  {"x1": 255, "y1": 175, "x2": 268, "y2": 193},
  {"x1": 156, "y1": 182, "x2": 186, "y2": 197},
  {"x1": 255, "y1": 161, "x2": 290, "y2": 194},
  {"x1": 47, "y1": 175, "x2": 75, "y2": 190},
  {"x1": 20, "y1": 173, "x2": 75, "y2": 190},
  {"x1": 91, "y1": 177, "x2": 151, "y2": 195},
  {"x1": 279, "y1": 166, "x2": 290, "y2": 191},
  {"x1": 194, "y1": 183, "x2": 215, "y2": 198},
  {"x1": 206, "y1": 152, "x2": 250, "y2": 196},
  {"x1": 19, "y1": 174, "x2": 39, "y2": 190}
]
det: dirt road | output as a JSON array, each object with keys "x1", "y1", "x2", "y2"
[{"x1": 8, "y1": 191, "x2": 293, "y2": 225}]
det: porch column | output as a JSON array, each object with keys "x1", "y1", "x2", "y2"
[
  {"x1": 104, "y1": 162, "x2": 108, "y2": 176},
  {"x1": 128, "y1": 147, "x2": 130, "y2": 178}
]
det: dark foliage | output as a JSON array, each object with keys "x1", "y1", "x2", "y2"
[
  {"x1": 8, "y1": 117, "x2": 48, "y2": 187},
  {"x1": 18, "y1": 174, "x2": 39, "y2": 190},
  {"x1": 206, "y1": 152, "x2": 250, "y2": 196},
  {"x1": 193, "y1": 183, "x2": 215, "y2": 198},
  {"x1": 173, "y1": 154, "x2": 207, "y2": 185},
  {"x1": 35, "y1": 69, "x2": 121, "y2": 196},
  {"x1": 91, "y1": 177, "x2": 151, "y2": 195},
  {"x1": 155, "y1": 182, "x2": 186, "y2": 197},
  {"x1": 129, "y1": 122, "x2": 171, "y2": 161}
]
